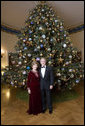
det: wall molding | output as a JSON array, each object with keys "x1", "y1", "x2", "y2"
[
  {"x1": 1, "y1": 24, "x2": 84, "y2": 35},
  {"x1": 1, "y1": 25, "x2": 21, "y2": 35},
  {"x1": 67, "y1": 24, "x2": 84, "y2": 34}
]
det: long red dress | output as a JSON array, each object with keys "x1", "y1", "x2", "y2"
[{"x1": 27, "y1": 71, "x2": 42, "y2": 115}]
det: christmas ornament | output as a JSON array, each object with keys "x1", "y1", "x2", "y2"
[
  {"x1": 23, "y1": 82, "x2": 25, "y2": 85},
  {"x1": 64, "y1": 34, "x2": 66, "y2": 37},
  {"x1": 76, "y1": 79, "x2": 80, "y2": 83},
  {"x1": 58, "y1": 80, "x2": 61, "y2": 83},
  {"x1": 65, "y1": 62, "x2": 69, "y2": 65},
  {"x1": 69, "y1": 55, "x2": 72, "y2": 59},
  {"x1": 24, "y1": 60, "x2": 27, "y2": 63},
  {"x1": 12, "y1": 61, "x2": 15, "y2": 64},
  {"x1": 18, "y1": 61, "x2": 22, "y2": 65},
  {"x1": 24, "y1": 47, "x2": 27, "y2": 50},
  {"x1": 39, "y1": 26, "x2": 43, "y2": 30},
  {"x1": 63, "y1": 44, "x2": 67, "y2": 48},
  {"x1": 31, "y1": 21, "x2": 34, "y2": 24},
  {"x1": 32, "y1": 58, "x2": 36, "y2": 61},
  {"x1": 27, "y1": 66, "x2": 30, "y2": 70},
  {"x1": 41, "y1": 9, "x2": 44, "y2": 12},
  {"x1": 36, "y1": 57, "x2": 40, "y2": 61},
  {"x1": 37, "y1": 46, "x2": 40, "y2": 49},
  {"x1": 11, "y1": 81, "x2": 14, "y2": 85},
  {"x1": 40, "y1": 44, "x2": 44, "y2": 48},
  {"x1": 58, "y1": 57, "x2": 64, "y2": 63},
  {"x1": 42, "y1": 35, "x2": 46, "y2": 38},
  {"x1": 28, "y1": 54, "x2": 31, "y2": 57},
  {"x1": 34, "y1": 48, "x2": 38, "y2": 52},
  {"x1": 62, "y1": 68, "x2": 65, "y2": 71},
  {"x1": 29, "y1": 30, "x2": 32, "y2": 34},
  {"x1": 23, "y1": 38, "x2": 27, "y2": 42},
  {"x1": 57, "y1": 73, "x2": 61, "y2": 76},
  {"x1": 70, "y1": 74, "x2": 74, "y2": 78},
  {"x1": 69, "y1": 69, "x2": 73, "y2": 72},
  {"x1": 23, "y1": 71, "x2": 26, "y2": 75},
  {"x1": 40, "y1": 53, "x2": 43, "y2": 56},
  {"x1": 23, "y1": 55, "x2": 25, "y2": 58},
  {"x1": 28, "y1": 38, "x2": 32, "y2": 41},
  {"x1": 48, "y1": 48, "x2": 51, "y2": 51},
  {"x1": 48, "y1": 61, "x2": 52, "y2": 64},
  {"x1": 23, "y1": 43, "x2": 25, "y2": 46},
  {"x1": 55, "y1": 19, "x2": 58, "y2": 23}
]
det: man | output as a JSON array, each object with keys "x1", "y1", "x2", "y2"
[{"x1": 39, "y1": 57, "x2": 54, "y2": 114}]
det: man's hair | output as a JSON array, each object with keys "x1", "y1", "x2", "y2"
[{"x1": 40, "y1": 57, "x2": 47, "y2": 62}]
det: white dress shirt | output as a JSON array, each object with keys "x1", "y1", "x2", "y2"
[{"x1": 41, "y1": 65, "x2": 46, "y2": 78}]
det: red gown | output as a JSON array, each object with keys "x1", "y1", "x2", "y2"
[{"x1": 27, "y1": 71, "x2": 42, "y2": 115}]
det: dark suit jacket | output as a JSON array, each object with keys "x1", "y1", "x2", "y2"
[{"x1": 39, "y1": 66, "x2": 54, "y2": 90}]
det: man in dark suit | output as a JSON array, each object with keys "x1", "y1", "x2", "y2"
[{"x1": 39, "y1": 57, "x2": 54, "y2": 114}]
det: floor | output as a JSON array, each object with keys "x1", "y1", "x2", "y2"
[{"x1": 1, "y1": 81, "x2": 84, "y2": 125}]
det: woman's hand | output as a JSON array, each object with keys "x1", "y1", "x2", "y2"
[{"x1": 27, "y1": 88, "x2": 31, "y2": 94}]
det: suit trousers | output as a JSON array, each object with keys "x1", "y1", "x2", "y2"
[{"x1": 41, "y1": 89, "x2": 52, "y2": 111}]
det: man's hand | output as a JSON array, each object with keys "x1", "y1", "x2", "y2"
[{"x1": 50, "y1": 85, "x2": 53, "y2": 90}]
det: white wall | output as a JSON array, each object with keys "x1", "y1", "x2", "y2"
[
  {"x1": 1, "y1": 31, "x2": 18, "y2": 67},
  {"x1": 1, "y1": 30, "x2": 84, "y2": 68},
  {"x1": 70, "y1": 30, "x2": 84, "y2": 62}
]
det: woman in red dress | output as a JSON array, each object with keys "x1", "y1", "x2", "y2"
[{"x1": 27, "y1": 61, "x2": 42, "y2": 115}]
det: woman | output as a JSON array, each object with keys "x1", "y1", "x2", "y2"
[{"x1": 27, "y1": 61, "x2": 42, "y2": 115}]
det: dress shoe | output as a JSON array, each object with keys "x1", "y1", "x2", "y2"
[
  {"x1": 42, "y1": 109, "x2": 46, "y2": 113},
  {"x1": 49, "y1": 110, "x2": 52, "y2": 114}
]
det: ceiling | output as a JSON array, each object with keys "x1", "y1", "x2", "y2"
[{"x1": 1, "y1": 1, "x2": 84, "y2": 30}]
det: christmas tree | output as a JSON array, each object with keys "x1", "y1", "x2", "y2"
[{"x1": 2, "y1": 1, "x2": 84, "y2": 90}]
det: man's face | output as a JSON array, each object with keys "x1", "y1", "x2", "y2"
[{"x1": 40, "y1": 59, "x2": 46, "y2": 66}]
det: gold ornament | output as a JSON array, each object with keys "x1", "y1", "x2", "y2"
[
  {"x1": 52, "y1": 50, "x2": 56, "y2": 53},
  {"x1": 58, "y1": 57, "x2": 64, "y2": 63},
  {"x1": 19, "y1": 50, "x2": 22, "y2": 53},
  {"x1": 57, "y1": 73, "x2": 61, "y2": 76},
  {"x1": 46, "y1": 37, "x2": 49, "y2": 40},
  {"x1": 60, "y1": 22, "x2": 63, "y2": 26},
  {"x1": 23, "y1": 79, "x2": 25, "y2": 82},
  {"x1": 48, "y1": 61, "x2": 52, "y2": 64},
  {"x1": 29, "y1": 41, "x2": 33, "y2": 45},
  {"x1": 40, "y1": 39, "x2": 43, "y2": 42},
  {"x1": 57, "y1": 25, "x2": 59, "y2": 28},
  {"x1": 60, "y1": 52, "x2": 62, "y2": 56},
  {"x1": 50, "y1": 53, "x2": 52, "y2": 56},
  {"x1": 32, "y1": 58, "x2": 36, "y2": 61},
  {"x1": 53, "y1": 22, "x2": 55, "y2": 25},
  {"x1": 24, "y1": 60, "x2": 27, "y2": 63},
  {"x1": 40, "y1": 53, "x2": 43, "y2": 56},
  {"x1": 57, "y1": 33, "x2": 60, "y2": 36},
  {"x1": 80, "y1": 75, "x2": 82, "y2": 78},
  {"x1": 40, "y1": 13, "x2": 41, "y2": 16},
  {"x1": 73, "y1": 69, "x2": 76, "y2": 72},
  {"x1": 57, "y1": 39, "x2": 60, "y2": 41},
  {"x1": 37, "y1": 21, "x2": 39, "y2": 24}
]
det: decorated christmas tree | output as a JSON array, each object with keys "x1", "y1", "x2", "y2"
[{"x1": 2, "y1": 1, "x2": 84, "y2": 90}]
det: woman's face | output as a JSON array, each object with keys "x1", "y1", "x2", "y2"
[{"x1": 32, "y1": 64, "x2": 38, "y2": 70}]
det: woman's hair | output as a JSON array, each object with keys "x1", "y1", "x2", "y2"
[{"x1": 31, "y1": 61, "x2": 39, "y2": 67}]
